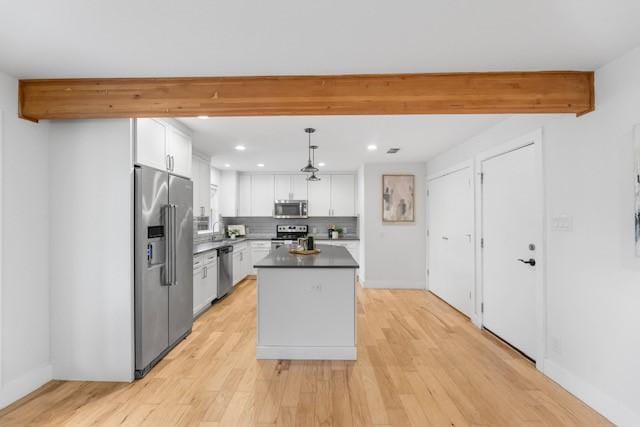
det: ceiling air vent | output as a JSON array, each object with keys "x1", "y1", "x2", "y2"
[{"x1": 386, "y1": 148, "x2": 400, "y2": 154}]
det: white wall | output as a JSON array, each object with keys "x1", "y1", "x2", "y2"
[
  {"x1": 427, "y1": 47, "x2": 640, "y2": 426},
  {"x1": 361, "y1": 162, "x2": 426, "y2": 289},
  {"x1": 0, "y1": 71, "x2": 51, "y2": 408},
  {"x1": 49, "y1": 119, "x2": 134, "y2": 382}
]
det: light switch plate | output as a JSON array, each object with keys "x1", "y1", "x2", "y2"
[{"x1": 551, "y1": 215, "x2": 573, "y2": 232}]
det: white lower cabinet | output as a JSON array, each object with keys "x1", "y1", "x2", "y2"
[
  {"x1": 193, "y1": 251, "x2": 218, "y2": 317},
  {"x1": 233, "y1": 242, "x2": 250, "y2": 285},
  {"x1": 250, "y1": 241, "x2": 271, "y2": 274},
  {"x1": 193, "y1": 266, "x2": 204, "y2": 317},
  {"x1": 318, "y1": 241, "x2": 360, "y2": 276}
]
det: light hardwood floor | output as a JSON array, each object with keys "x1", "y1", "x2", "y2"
[{"x1": 0, "y1": 279, "x2": 610, "y2": 426}]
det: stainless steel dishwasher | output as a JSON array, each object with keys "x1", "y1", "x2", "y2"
[{"x1": 217, "y1": 245, "x2": 234, "y2": 299}]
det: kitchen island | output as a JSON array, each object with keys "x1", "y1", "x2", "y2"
[{"x1": 254, "y1": 244, "x2": 359, "y2": 360}]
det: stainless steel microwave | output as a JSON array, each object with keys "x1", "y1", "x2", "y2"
[{"x1": 273, "y1": 200, "x2": 308, "y2": 218}]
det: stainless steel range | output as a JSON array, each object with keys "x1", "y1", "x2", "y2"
[{"x1": 271, "y1": 224, "x2": 308, "y2": 251}]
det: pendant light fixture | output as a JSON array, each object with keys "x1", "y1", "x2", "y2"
[
  {"x1": 300, "y1": 128, "x2": 319, "y2": 173},
  {"x1": 307, "y1": 145, "x2": 321, "y2": 181}
]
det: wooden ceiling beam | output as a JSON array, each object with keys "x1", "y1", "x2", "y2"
[{"x1": 18, "y1": 71, "x2": 595, "y2": 121}]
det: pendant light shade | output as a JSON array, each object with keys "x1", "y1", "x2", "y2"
[
  {"x1": 307, "y1": 172, "x2": 321, "y2": 181},
  {"x1": 300, "y1": 128, "x2": 319, "y2": 173},
  {"x1": 307, "y1": 145, "x2": 321, "y2": 181}
]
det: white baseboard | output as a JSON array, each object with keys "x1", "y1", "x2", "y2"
[
  {"x1": 257, "y1": 346, "x2": 356, "y2": 360},
  {"x1": 0, "y1": 364, "x2": 52, "y2": 410},
  {"x1": 362, "y1": 279, "x2": 426, "y2": 289},
  {"x1": 544, "y1": 359, "x2": 639, "y2": 427}
]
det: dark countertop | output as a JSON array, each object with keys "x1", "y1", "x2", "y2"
[
  {"x1": 314, "y1": 236, "x2": 360, "y2": 241},
  {"x1": 254, "y1": 244, "x2": 359, "y2": 269},
  {"x1": 193, "y1": 238, "x2": 248, "y2": 255}
]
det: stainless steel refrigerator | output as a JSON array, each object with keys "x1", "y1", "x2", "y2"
[{"x1": 134, "y1": 165, "x2": 193, "y2": 378}]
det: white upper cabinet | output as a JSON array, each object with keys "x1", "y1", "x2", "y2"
[
  {"x1": 291, "y1": 175, "x2": 308, "y2": 200},
  {"x1": 220, "y1": 172, "x2": 356, "y2": 218},
  {"x1": 330, "y1": 174, "x2": 356, "y2": 216},
  {"x1": 308, "y1": 175, "x2": 332, "y2": 216},
  {"x1": 251, "y1": 175, "x2": 275, "y2": 216},
  {"x1": 274, "y1": 175, "x2": 292, "y2": 200},
  {"x1": 238, "y1": 174, "x2": 252, "y2": 216},
  {"x1": 219, "y1": 170, "x2": 238, "y2": 217},
  {"x1": 135, "y1": 118, "x2": 167, "y2": 171},
  {"x1": 167, "y1": 127, "x2": 192, "y2": 178},
  {"x1": 134, "y1": 118, "x2": 192, "y2": 178},
  {"x1": 274, "y1": 174, "x2": 308, "y2": 200},
  {"x1": 192, "y1": 156, "x2": 211, "y2": 217}
]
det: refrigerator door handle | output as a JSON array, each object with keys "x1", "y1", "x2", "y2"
[
  {"x1": 172, "y1": 204, "x2": 178, "y2": 286},
  {"x1": 164, "y1": 204, "x2": 173, "y2": 286}
]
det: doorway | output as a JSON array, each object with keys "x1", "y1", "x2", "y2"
[
  {"x1": 478, "y1": 130, "x2": 544, "y2": 364},
  {"x1": 427, "y1": 163, "x2": 474, "y2": 317}
]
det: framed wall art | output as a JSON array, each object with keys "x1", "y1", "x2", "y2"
[{"x1": 382, "y1": 174, "x2": 415, "y2": 223}]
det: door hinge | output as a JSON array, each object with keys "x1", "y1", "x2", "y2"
[
  {"x1": 480, "y1": 172, "x2": 484, "y2": 184},
  {"x1": 480, "y1": 237, "x2": 485, "y2": 248},
  {"x1": 481, "y1": 302, "x2": 484, "y2": 313},
  {"x1": 427, "y1": 268, "x2": 430, "y2": 276},
  {"x1": 426, "y1": 189, "x2": 430, "y2": 197},
  {"x1": 426, "y1": 229, "x2": 430, "y2": 237}
]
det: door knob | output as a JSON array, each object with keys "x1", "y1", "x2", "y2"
[{"x1": 517, "y1": 258, "x2": 536, "y2": 266}]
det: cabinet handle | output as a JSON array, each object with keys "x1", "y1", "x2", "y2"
[
  {"x1": 170, "y1": 155, "x2": 175, "y2": 172},
  {"x1": 166, "y1": 154, "x2": 170, "y2": 171}
]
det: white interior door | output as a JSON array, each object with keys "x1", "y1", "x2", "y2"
[
  {"x1": 481, "y1": 143, "x2": 538, "y2": 359},
  {"x1": 428, "y1": 167, "x2": 473, "y2": 316}
]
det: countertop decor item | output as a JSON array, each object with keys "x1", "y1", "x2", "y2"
[
  {"x1": 382, "y1": 174, "x2": 415, "y2": 223},
  {"x1": 289, "y1": 248, "x2": 321, "y2": 255}
]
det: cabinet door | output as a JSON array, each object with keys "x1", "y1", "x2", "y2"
[
  {"x1": 251, "y1": 175, "x2": 275, "y2": 216},
  {"x1": 203, "y1": 262, "x2": 218, "y2": 302},
  {"x1": 135, "y1": 118, "x2": 167, "y2": 171},
  {"x1": 251, "y1": 249, "x2": 270, "y2": 274},
  {"x1": 219, "y1": 171, "x2": 238, "y2": 217},
  {"x1": 308, "y1": 175, "x2": 331, "y2": 216},
  {"x1": 238, "y1": 174, "x2": 252, "y2": 216},
  {"x1": 331, "y1": 174, "x2": 356, "y2": 216},
  {"x1": 193, "y1": 267, "x2": 204, "y2": 316},
  {"x1": 232, "y1": 252, "x2": 241, "y2": 285},
  {"x1": 192, "y1": 157, "x2": 202, "y2": 216},
  {"x1": 242, "y1": 249, "x2": 250, "y2": 279},
  {"x1": 291, "y1": 174, "x2": 308, "y2": 200},
  {"x1": 167, "y1": 127, "x2": 192, "y2": 178},
  {"x1": 274, "y1": 175, "x2": 292, "y2": 200},
  {"x1": 198, "y1": 160, "x2": 211, "y2": 217}
]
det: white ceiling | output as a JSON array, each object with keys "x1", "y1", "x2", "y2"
[
  {"x1": 180, "y1": 115, "x2": 506, "y2": 172},
  {"x1": 1, "y1": 1, "x2": 640, "y2": 78}
]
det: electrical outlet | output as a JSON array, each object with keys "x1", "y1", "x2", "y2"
[{"x1": 551, "y1": 215, "x2": 573, "y2": 232}]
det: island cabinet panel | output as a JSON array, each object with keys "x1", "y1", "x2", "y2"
[{"x1": 257, "y1": 268, "x2": 356, "y2": 359}]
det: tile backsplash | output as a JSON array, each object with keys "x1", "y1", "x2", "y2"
[{"x1": 223, "y1": 216, "x2": 359, "y2": 239}]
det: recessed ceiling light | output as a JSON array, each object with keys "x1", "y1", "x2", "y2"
[
  {"x1": 257, "y1": 163, "x2": 265, "y2": 167},
  {"x1": 224, "y1": 163, "x2": 231, "y2": 167},
  {"x1": 318, "y1": 162, "x2": 326, "y2": 167},
  {"x1": 197, "y1": 115, "x2": 209, "y2": 120},
  {"x1": 235, "y1": 145, "x2": 246, "y2": 151},
  {"x1": 367, "y1": 144, "x2": 378, "y2": 151}
]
